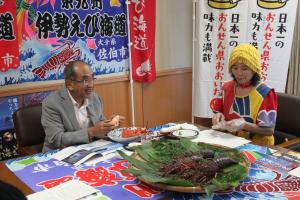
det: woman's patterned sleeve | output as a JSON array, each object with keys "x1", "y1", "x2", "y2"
[{"x1": 256, "y1": 89, "x2": 277, "y2": 128}]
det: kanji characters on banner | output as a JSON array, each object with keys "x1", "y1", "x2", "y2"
[
  {"x1": 193, "y1": 0, "x2": 298, "y2": 117},
  {"x1": 0, "y1": 0, "x2": 130, "y2": 86},
  {"x1": 0, "y1": 0, "x2": 20, "y2": 85},
  {"x1": 128, "y1": 0, "x2": 156, "y2": 82}
]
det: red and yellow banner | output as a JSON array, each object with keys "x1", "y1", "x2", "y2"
[
  {"x1": 128, "y1": 0, "x2": 156, "y2": 82},
  {"x1": 0, "y1": 0, "x2": 19, "y2": 73}
]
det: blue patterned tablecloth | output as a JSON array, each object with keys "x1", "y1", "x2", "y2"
[{"x1": 6, "y1": 124, "x2": 300, "y2": 199}]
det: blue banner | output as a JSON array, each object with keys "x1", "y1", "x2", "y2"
[
  {"x1": 15, "y1": 0, "x2": 129, "y2": 83},
  {"x1": 0, "y1": 96, "x2": 20, "y2": 131}
]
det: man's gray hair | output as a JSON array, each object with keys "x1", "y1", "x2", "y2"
[{"x1": 63, "y1": 60, "x2": 88, "y2": 80}]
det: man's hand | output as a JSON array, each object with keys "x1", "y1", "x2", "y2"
[
  {"x1": 108, "y1": 115, "x2": 119, "y2": 126},
  {"x1": 88, "y1": 120, "x2": 115, "y2": 138},
  {"x1": 117, "y1": 115, "x2": 125, "y2": 127},
  {"x1": 108, "y1": 115, "x2": 126, "y2": 127}
]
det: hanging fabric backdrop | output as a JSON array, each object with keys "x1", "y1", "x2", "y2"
[
  {"x1": 0, "y1": 0, "x2": 20, "y2": 85},
  {"x1": 0, "y1": 0, "x2": 131, "y2": 85},
  {"x1": 193, "y1": 0, "x2": 298, "y2": 118},
  {"x1": 128, "y1": 0, "x2": 156, "y2": 82},
  {"x1": 21, "y1": 0, "x2": 130, "y2": 83}
]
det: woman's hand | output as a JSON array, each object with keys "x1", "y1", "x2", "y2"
[
  {"x1": 212, "y1": 112, "x2": 225, "y2": 125},
  {"x1": 212, "y1": 115, "x2": 246, "y2": 133},
  {"x1": 224, "y1": 118, "x2": 246, "y2": 132}
]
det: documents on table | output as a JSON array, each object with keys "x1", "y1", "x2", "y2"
[
  {"x1": 78, "y1": 139, "x2": 112, "y2": 151},
  {"x1": 51, "y1": 146, "x2": 97, "y2": 166},
  {"x1": 84, "y1": 148, "x2": 133, "y2": 166},
  {"x1": 160, "y1": 123, "x2": 200, "y2": 132},
  {"x1": 51, "y1": 139, "x2": 124, "y2": 166},
  {"x1": 84, "y1": 151, "x2": 118, "y2": 166},
  {"x1": 192, "y1": 129, "x2": 250, "y2": 148},
  {"x1": 26, "y1": 180, "x2": 99, "y2": 200}
]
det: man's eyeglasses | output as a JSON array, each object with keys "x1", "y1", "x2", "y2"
[{"x1": 69, "y1": 77, "x2": 96, "y2": 85}]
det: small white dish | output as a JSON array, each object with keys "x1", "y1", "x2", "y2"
[{"x1": 171, "y1": 129, "x2": 199, "y2": 139}]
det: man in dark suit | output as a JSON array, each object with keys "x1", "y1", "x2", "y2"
[{"x1": 42, "y1": 61, "x2": 123, "y2": 152}]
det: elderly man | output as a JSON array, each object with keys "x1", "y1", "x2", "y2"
[{"x1": 42, "y1": 60, "x2": 123, "y2": 152}]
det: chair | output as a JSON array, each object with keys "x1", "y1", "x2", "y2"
[
  {"x1": 277, "y1": 138, "x2": 300, "y2": 151},
  {"x1": 13, "y1": 103, "x2": 45, "y2": 155},
  {"x1": 274, "y1": 92, "x2": 300, "y2": 151}
]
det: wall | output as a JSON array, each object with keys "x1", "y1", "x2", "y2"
[
  {"x1": 142, "y1": 68, "x2": 192, "y2": 127},
  {"x1": 141, "y1": 0, "x2": 193, "y2": 126},
  {"x1": 156, "y1": 0, "x2": 193, "y2": 69},
  {"x1": 95, "y1": 68, "x2": 192, "y2": 128}
]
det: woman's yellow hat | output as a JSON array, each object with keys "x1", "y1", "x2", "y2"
[{"x1": 228, "y1": 43, "x2": 261, "y2": 77}]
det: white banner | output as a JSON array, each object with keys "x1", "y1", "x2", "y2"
[{"x1": 193, "y1": 0, "x2": 298, "y2": 118}]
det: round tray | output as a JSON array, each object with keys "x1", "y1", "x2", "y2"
[
  {"x1": 130, "y1": 147, "x2": 249, "y2": 193},
  {"x1": 141, "y1": 179, "x2": 204, "y2": 193}
]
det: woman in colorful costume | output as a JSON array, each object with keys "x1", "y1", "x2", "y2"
[{"x1": 210, "y1": 43, "x2": 277, "y2": 146}]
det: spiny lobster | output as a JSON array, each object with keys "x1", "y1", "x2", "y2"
[
  {"x1": 160, "y1": 150, "x2": 237, "y2": 184},
  {"x1": 32, "y1": 42, "x2": 81, "y2": 79}
]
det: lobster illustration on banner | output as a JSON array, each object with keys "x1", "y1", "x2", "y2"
[
  {"x1": 235, "y1": 175, "x2": 300, "y2": 193},
  {"x1": 32, "y1": 42, "x2": 81, "y2": 79}
]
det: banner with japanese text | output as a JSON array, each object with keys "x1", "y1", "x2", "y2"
[
  {"x1": 0, "y1": 0, "x2": 130, "y2": 86},
  {"x1": 6, "y1": 155, "x2": 168, "y2": 199},
  {"x1": 128, "y1": 0, "x2": 156, "y2": 82},
  {"x1": 193, "y1": 0, "x2": 298, "y2": 117},
  {"x1": 24, "y1": 91, "x2": 52, "y2": 106},
  {"x1": 0, "y1": 95, "x2": 20, "y2": 160},
  {"x1": 0, "y1": 96, "x2": 20, "y2": 131},
  {"x1": 0, "y1": 0, "x2": 20, "y2": 85}
]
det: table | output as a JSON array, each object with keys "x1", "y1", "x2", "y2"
[
  {"x1": 0, "y1": 161, "x2": 33, "y2": 195},
  {"x1": 1, "y1": 126, "x2": 300, "y2": 199},
  {"x1": 0, "y1": 145, "x2": 290, "y2": 196}
]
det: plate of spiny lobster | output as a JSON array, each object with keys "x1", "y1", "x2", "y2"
[{"x1": 118, "y1": 138, "x2": 250, "y2": 195}]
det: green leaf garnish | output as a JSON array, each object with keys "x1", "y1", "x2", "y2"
[{"x1": 118, "y1": 138, "x2": 249, "y2": 196}]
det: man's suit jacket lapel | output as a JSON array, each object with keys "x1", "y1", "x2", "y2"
[
  {"x1": 59, "y1": 88, "x2": 80, "y2": 130},
  {"x1": 87, "y1": 100, "x2": 98, "y2": 126}
]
